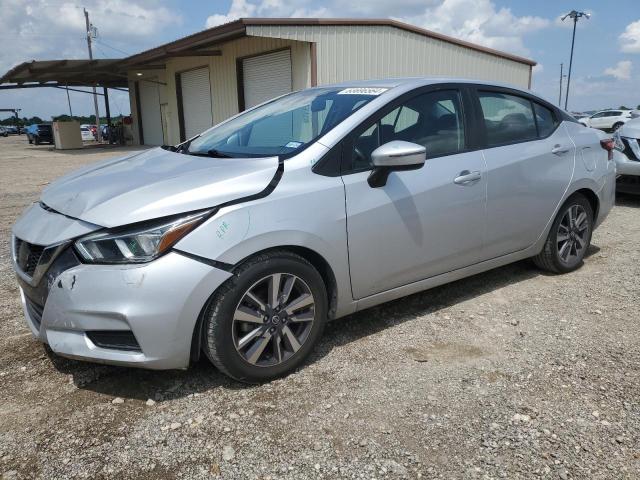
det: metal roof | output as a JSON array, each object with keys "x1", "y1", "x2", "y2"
[
  {"x1": 124, "y1": 18, "x2": 536, "y2": 67},
  {"x1": 0, "y1": 59, "x2": 129, "y2": 88}
]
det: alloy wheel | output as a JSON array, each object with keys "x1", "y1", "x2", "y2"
[
  {"x1": 232, "y1": 273, "x2": 316, "y2": 367},
  {"x1": 556, "y1": 204, "x2": 590, "y2": 266}
]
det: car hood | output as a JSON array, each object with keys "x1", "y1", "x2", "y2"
[
  {"x1": 619, "y1": 119, "x2": 640, "y2": 138},
  {"x1": 40, "y1": 147, "x2": 280, "y2": 228}
]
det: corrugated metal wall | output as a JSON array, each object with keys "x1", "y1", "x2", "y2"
[{"x1": 246, "y1": 25, "x2": 531, "y2": 88}]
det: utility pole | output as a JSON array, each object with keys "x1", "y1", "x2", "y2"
[
  {"x1": 562, "y1": 10, "x2": 590, "y2": 111},
  {"x1": 558, "y1": 63, "x2": 563, "y2": 107},
  {"x1": 84, "y1": 8, "x2": 102, "y2": 142},
  {"x1": 65, "y1": 84, "x2": 73, "y2": 117}
]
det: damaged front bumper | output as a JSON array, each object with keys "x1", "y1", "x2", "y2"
[{"x1": 13, "y1": 236, "x2": 232, "y2": 370}]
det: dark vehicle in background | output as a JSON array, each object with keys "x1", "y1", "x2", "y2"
[
  {"x1": 0, "y1": 126, "x2": 8, "y2": 137},
  {"x1": 26, "y1": 124, "x2": 54, "y2": 145},
  {"x1": 5, "y1": 126, "x2": 19, "y2": 134}
]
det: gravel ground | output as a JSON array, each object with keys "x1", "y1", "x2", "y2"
[{"x1": 0, "y1": 134, "x2": 639, "y2": 479}]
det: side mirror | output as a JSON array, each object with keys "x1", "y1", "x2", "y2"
[{"x1": 368, "y1": 140, "x2": 426, "y2": 188}]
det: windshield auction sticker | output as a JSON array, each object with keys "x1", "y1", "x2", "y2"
[{"x1": 338, "y1": 87, "x2": 388, "y2": 96}]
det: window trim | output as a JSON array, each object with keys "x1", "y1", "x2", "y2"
[
  {"x1": 470, "y1": 86, "x2": 563, "y2": 149},
  {"x1": 338, "y1": 84, "x2": 472, "y2": 175}
]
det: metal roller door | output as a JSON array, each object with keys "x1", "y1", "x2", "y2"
[
  {"x1": 242, "y1": 50, "x2": 292, "y2": 109},
  {"x1": 138, "y1": 80, "x2": 164, "y2": 145},
  {"x1": 179, "y1": 67, "x2": 213, "y2": 139}
]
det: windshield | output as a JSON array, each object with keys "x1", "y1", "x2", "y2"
[{"x1": 186, "y1": 87, "x2": 386, "y2": 158}]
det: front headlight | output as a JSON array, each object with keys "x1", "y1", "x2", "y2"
[{"x1": 75, "y1": 210, "x2": 212, "y2": 264}]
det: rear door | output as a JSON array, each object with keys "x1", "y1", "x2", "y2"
[
  {"x1": 343, "y1": 86, "x2": 487, "y2": 299},
  {"x1": 474, "y1": 88, "x2": 575, "y2": 258}
]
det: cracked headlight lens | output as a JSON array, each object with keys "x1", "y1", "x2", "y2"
[{"x1": 75, "y1": 211, "x2": 211, "y2": 264}]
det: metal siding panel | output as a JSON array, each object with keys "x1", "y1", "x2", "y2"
[{"x1": 248, "y1": 24, "x2": 531, "y2": 88}]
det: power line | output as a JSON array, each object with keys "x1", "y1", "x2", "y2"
[{"x1": 93, "y1": 38, "x2": 130, "y2": 56}]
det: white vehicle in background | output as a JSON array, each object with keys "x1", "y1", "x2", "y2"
[
  {"x1": 579, "y1": 110, "x2": 639, "y2": 131},
  {"x1": 613, "y1": 118, "x2": 640, "y2": 193},
  {"x1": 80, "y1": 126, "x2": 94, "y2": 141}
]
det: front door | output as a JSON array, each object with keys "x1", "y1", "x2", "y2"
[{"x1": 343, "y1": 88, "x2": 487, "y2": 299}]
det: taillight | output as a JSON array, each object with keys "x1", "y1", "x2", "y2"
[{"x1": 600, "y1": 138, "x2": 615, "y2": 161}]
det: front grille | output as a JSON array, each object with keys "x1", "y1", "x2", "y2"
[
  {"x1": 14, "y1": 237, "x2": 46, "y2": 277},
  {"x1": 86, "y1": 331, "x2": 142, "y2": 352},
  {"x1": 25, "y1": 297, "x2": 44, "y2": 330}
]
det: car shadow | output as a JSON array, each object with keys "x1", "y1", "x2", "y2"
[
  {"x1": 47, "y1": 347, "x2": 249, "y2": 401},
  {"x1": 51, "y1": 254, "x2": 576, "y2": 399},
  {"x1": 615, "y1": 192, "x2": 640, "y2": 207}
]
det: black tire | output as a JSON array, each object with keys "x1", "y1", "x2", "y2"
[
  {"x1": 533, "y1": 193, "x2": 594, "y2": 274},
  {"x1": 28, "y1": 137, "x2": 32, "y2": 144},
  {"x1": 612, "y1": 122, "x2": 624, "y2": 131},
  {"x1": 34, "y1": 136, "x2": 40, "y2": 145},
  {"x1": 202, "y1": 251, "x2": 327, "y2": 383}
]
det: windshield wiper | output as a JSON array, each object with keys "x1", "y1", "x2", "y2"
[{"x1": 186, "y1": 149, "x2": 234, "y2": 158}]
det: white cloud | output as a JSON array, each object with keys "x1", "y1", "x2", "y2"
[
  {"x1": 620, "y1": 20, "x2": 640, "y2": 53},
  {"x1": 604, "y1": 60, "x2": 632, "y2": 80},
  {"x1": 400, "y1": 0, "x2": 549, "y2": 57},
  {"x1": 0, "y1": 0, "x2": 182, "y2": 74},
  {"x1": 206, "y1": 0, "x2": 328, "y2": 28}
]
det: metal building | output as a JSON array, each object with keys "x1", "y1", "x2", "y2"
[
  {"x1": 119, "y1": 18, "x2": 535, "y2": 146},
  {"x1": 0, "y1": 18, "x2": 535, "y2": 146}
]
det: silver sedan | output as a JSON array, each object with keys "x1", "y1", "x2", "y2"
[{"x1": 11, "y1": 78, "x2": 616, "y2": 382}]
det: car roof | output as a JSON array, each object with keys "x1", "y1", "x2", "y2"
[{"x1": 316, "y1": 76, "x2": 527, "y2": 91}]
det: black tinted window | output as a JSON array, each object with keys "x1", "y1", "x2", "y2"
[
  {"x1": 479, "y1": 92, "x2": 537, "y2": 146},
  {"x1": 533, "y1": 103, "x2": 557, "y2": 137},
  {"x1": 350, "y1": 89, "x2": 465, "y2": 171}
]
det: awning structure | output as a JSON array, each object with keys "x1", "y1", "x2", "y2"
[{"x1": 0, "y1": 59, "x2": 130, "y2": 90}]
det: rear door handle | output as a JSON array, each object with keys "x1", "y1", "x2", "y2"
[
  {"x1": 454, "y1": 170, "x2": 481, "y2": 185},
  {"x1": 551, "y1": 144, "x2": 571, "y2": 155}
]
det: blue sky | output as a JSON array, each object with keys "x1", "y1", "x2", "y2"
[{"x1": 1, "y1": 0, "x2": 639, "y2": 120}]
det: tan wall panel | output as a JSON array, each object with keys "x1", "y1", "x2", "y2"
[{"x1": 247, "y1": 25, "x2": 531, "y2": 88}]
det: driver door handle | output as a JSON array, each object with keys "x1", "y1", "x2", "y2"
[
  {"x1": 551, "y1": 144, "x2": 571, "y2": 155},
  {"x1": 454, "y1": 170, "x2": 481, "y2": 185}
]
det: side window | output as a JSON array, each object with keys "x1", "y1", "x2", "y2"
[
  {"x1": 349, "y1": 89, "x2": 465, "y2": 171},
  {"x1": 478, "y1": 91, "x2": 537, "y2": 146},
  {"x1": 533, "y1": 103, "x2": 558, "y2": 137}
]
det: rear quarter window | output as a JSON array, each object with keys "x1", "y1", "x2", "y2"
[{"x1": 533, "y1": 103, "x2": 558, "y2": 137}]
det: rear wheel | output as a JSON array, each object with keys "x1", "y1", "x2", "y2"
[
  {"x1": 612, "y1": 122, "x2": 624, "y2": 131},
  {"x1": 533, "y1": 194, "x2": 593, "y2": 273},
  {"x1": 203, "y1": 251, "x2": 327, "y2": 383}
]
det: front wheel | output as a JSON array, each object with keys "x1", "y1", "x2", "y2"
[
  {"x1": 612, "y1": 122, "x2": 624, "y2": 132},
  {"x1": 203, "y1": 251, "x2": 327, "y2": 383},
  {"x1": 533, "y1": 194, "x2": 593, "y2": 273}
]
